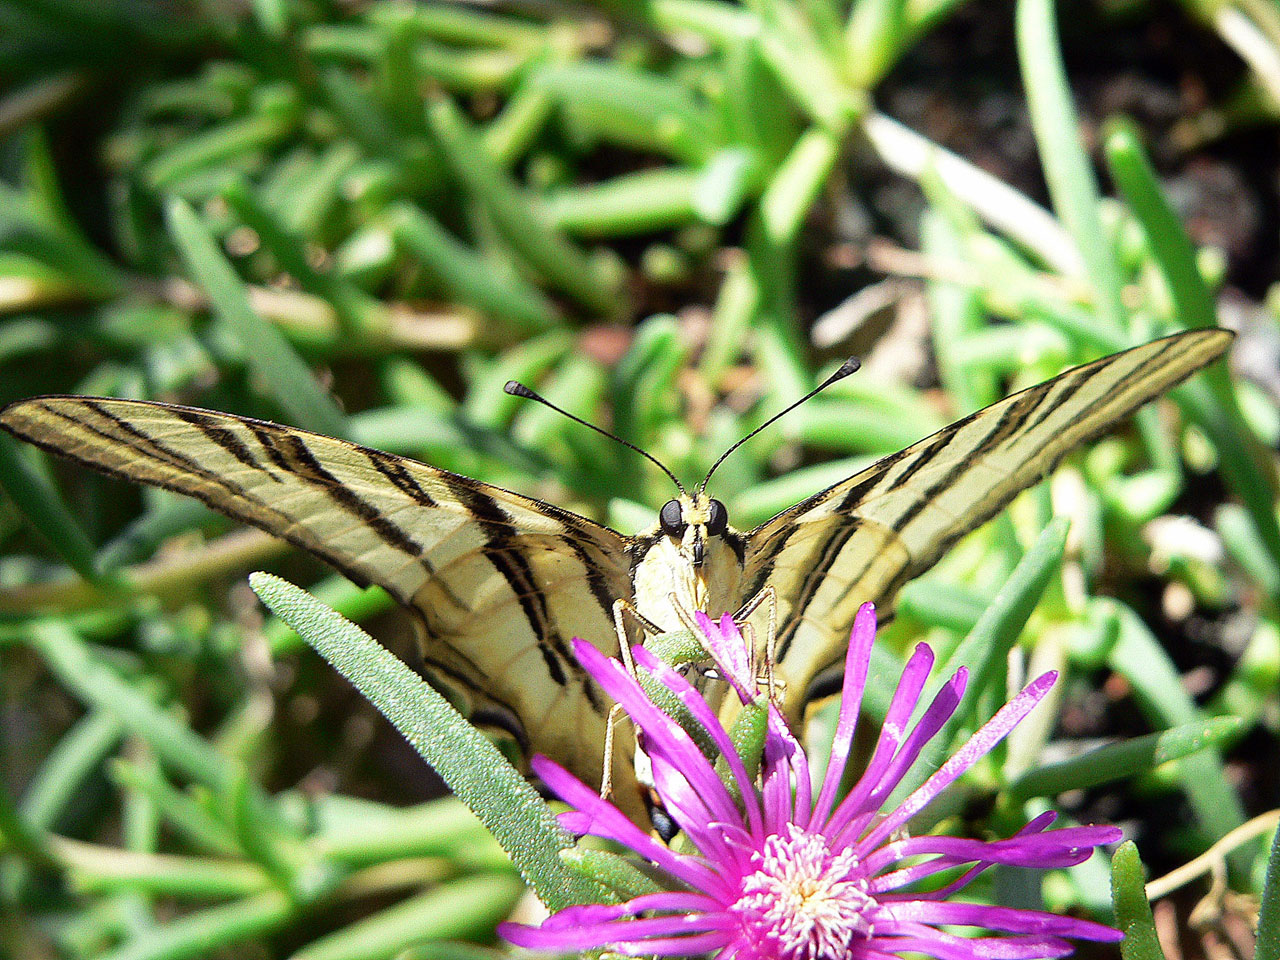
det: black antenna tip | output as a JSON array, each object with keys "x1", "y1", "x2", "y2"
[
  {"x1": 699, "y1": 355, "x2": 863, "y2": 492},
  {"x1": 499, "y1": 375, "x2": 686, "y2": 494},
  {"x1": 830, "y1": 357, "x2": 861, "y2": 381}
]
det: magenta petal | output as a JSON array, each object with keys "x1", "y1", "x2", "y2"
[
  {"x1": 823, "y1": 643, "x2": 942, "y2": 838},
  {"x1": 499, "y1": 917, "x2": 632, "y2": 951},
  {"x1": 760, "y1": 706, "x2": 805, "y2": 829},
  {"x1": 558, "y1": 811, "x2": 595, "y2": 834},
  {"x1": 774, "y1": 708, "x2": 812, "y2": 822},
  {"x1": 541, "y1": 903, "x2": 631, "y2": 927},
  {"x1": 873, "y1": 849, "x2": 1095, "y2": 896},
  {"x1": 614, "y1": 930, "x2": 737, "y2": 956},
  {"x1": 573, "y1": 641, "x2": 742, "y2": 828},
  {"x1": 645, "y1": 754, "x2": 736, "y2": 867},
  {"x1": 501, "y1": 910, "x2": 730, "y2": 954},
  {"x1": 624, "y1": 891, "x2": 724, "y2": 914},
  {"x1": 557, "y1": 912, "x2": 729, "y2": 939},
  {"x1": 813, "y1": 602, "x2": 877, "y2": 824},
  {"x1": 891, "y1": 901, "x2": 1123, "y2": 940},
  {"x1": 696, "y1": 610, "x2": 755, "y2": 701},
  {"x1": 867, "y1": 826, "x2": 1119, "y2": 877},
  {"x1": 500, "y1": 922, "x2": 595, "y2": 951},
  {"x1": 639, "y1": 721, "x2": 742, "y2": 832},
  {"x1": 1069, "y1": 824, "x2": 1124, "y2": 845},
  {"x1": 530, "y1": 755, "x2": 722, "y2": 892},
  {"x1": 852, "y1": 667, "x2": 967, "y2": 826},
  {"x1": 511, "y1": 628, "x2": 1119, "y2": 960},
  {"x1": 1021, "y1": 810, "x2": 1059, "y2": 832},
  {"x1": 870, "y1": 931, "x2": 991, "y2": 960},
  {"x1": 966, "y1": 936, "x2": 1078, "y2": 959},
  {"x1": 632, "y1": 644, "x2": 763, "y2": 838},
  {"x1": 875, "y1": 933, "x2": 1075, "y2": 960},
  {"x1": 862, "y1": 671, "x2": 1056, "y2": 850},
  {"x1": 871, "y1": 812, "x2": 1060, "y2": 896}
]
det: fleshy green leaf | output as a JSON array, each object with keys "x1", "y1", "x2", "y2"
[
  {"x1": 248, "y1": 572, "x2": 608, "y2": 911},
  {"x1": 1016, "y1": 0, "x2": 1125, "y2": 332},
  {"x1": 1112, "y1": 841, "x2": 1167, "y2": 960},
  {"x1": 1107, "y1": 602, "x2": 1247, "y2": 863},
  {"x1": 289, "y1": 874, "x2": 525, "y2": 960},
  {"x1": 392, "y1": 203, "x2": 559, "y2": 334},
  {"x1": 1260, "y1": 823, "x2": 1280, "y2": 960},
  {"x1": 165, "y1": 198, "x2": 348, "y2": 438},
  {"x1": 426, "y1": 97, "x2": 623, "y2": 317},
  {"x1": 221, "y1": 177, "x2": 381, "y2": 338},
  {"x1": 1007, "y1": 717, "x2": 1243, "y2": 802},
  {"x1": 95, "y1": 890, "x2": 295, "y2": 960},
  {"x1": 560, "y1": 847, "x2": 664, "y2": 900},
  {"x1": 943, "y1": 516, "x2": 1069, "y2": 726},
  {"x1": 892, "y1": 517, "x2": 1069, "y2": 803},
  {"x1": 28, "y1": 621, "x2": 242, "y2": 794},
  {"x1": 0, "y1": 432, "x2": 102, "y2": 583}
]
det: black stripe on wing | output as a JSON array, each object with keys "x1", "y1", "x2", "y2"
[{"x1": 742, "y1": 329, "x2": 1232, "y2": 676}]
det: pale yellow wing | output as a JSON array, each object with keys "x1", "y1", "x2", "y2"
[
  {"x1": 741, "y1": 329, "x2": 1233, "y2": 717},
  {"x1": 0, "y1": 397, "x2": 642, "y2": 817}
]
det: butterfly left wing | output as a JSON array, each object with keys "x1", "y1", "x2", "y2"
[
  {"x1": 0, "y1": 397, "x2": 644, "y2": 818},
  {"x1": 740, "y1": 329, "x2": 1233, "y2": 718}
]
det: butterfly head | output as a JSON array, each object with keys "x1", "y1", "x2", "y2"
[{"x1": 659, "y1": 493, "x2": 729, "y2": 569}]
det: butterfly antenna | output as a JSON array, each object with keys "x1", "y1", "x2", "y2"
[
  {"x1": 504, "y1": 381, "x2": 687, "y2": 495},
  {"x1": 699, "y1": 357, "x2": 861, "y2": 494}
]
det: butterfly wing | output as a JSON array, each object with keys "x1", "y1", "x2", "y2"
[
  {"x1": 0, "y1": 397, "x2": 643, "y2": 817},
  {"x1": 741, "y1": 329, "x2": 1233, "y2": 717}
]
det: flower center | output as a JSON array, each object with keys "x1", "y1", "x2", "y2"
[{"x1": 732, "y1": 823, "x2": 876, "y2": 960}]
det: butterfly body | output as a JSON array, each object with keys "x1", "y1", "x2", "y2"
[
  {"x1": 0, "y1": 329, "x2": 1234, "y2": 824},
  {"x1": 629, "y1": 492, "x2": 746, "y2": 635}
]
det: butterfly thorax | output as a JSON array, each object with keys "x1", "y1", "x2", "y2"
[{"x1": 630, "y1": 492, "x2": 745, "y2": 634}]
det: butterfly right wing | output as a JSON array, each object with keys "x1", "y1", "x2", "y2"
[
  {"x1": 740, "y1": 329, "x2": 1233, "y2": 719},
  {"x1": 0, "y1": 396, "x2": 644, "y2": 817}
]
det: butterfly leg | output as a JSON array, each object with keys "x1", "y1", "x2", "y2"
[
  {"x1": 598, "y1": 600, "x2": 666, "y2": 804},
  {"x1": 612, "y1": 599, "x2": 665, "y2": 679},
  {"x1": 733, "y1": 585, "x2": 780, "y2": 702},
  {"x1": 734, "y1": 584, "x2": 778, "y2": 639},
  {"x1": 600, "y1": 700, "x2": 627, "y2": 803},
  {"x1": 667, "y1": 594, "x2": 708, "y2": 646}
]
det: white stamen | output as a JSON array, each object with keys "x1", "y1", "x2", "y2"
[{"x1": 732, "y1": 824, "x2": 876, "y2": 960}]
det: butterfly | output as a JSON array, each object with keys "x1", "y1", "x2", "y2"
[{"x1": 0, "y1": 328, "x2": 1232, "y2": 821}]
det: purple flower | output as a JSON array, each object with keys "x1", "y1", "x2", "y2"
[{"x1": 501, "y1": 604, "x2": 1123, "y2": 960}]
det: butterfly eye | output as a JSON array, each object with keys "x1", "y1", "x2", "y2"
[
  {"x1": 706, "y1": 499, "x2": 728, "y2": 536},
  {"x1": 659, "y1": 499, "x2": 686, "y2": 537}
]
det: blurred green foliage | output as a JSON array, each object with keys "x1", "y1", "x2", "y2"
[{"x1": 1, "y1": 0, "x2": 1279, "y2": 957}]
